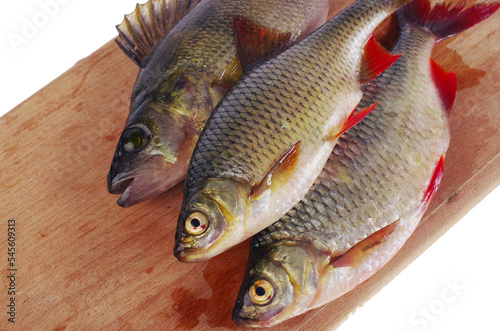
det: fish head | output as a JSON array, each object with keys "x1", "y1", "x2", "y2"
[
  {"x1": 107, "y1": 111, "x2": 194, "y2": 207},
  {"x1": 174, "y1": 178, "x2": 248, "y2": 262},
  {"x1": 233, "y1": 244, "x2": 319, "y2": 327},
  {"x1": 108, "y1": 70, "x2": 216, "y2": 207}
]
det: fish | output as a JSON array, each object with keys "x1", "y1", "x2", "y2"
[
  {"x1": 232, "y1": 0, "x2": 500, "y2": 327},
  {"x1": 107, "y1": 0, "x2": 337, "y2": 207},
  {"x1": 174, "y1": 0, "x2": 409, "y2": 262}
]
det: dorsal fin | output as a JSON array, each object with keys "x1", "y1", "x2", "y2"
[
  {"x1": 116, "y1": 0, "x2": 203, "y2": 66},
  {"x1": 233, "y1": 16, "x2": 292, "y2": 70},
  {"x1": 430, "y1": 59, "x2": 456, "y2": 115},
  {"x1": 359, "y1": 34, "x2": 401, "y2": 85}
]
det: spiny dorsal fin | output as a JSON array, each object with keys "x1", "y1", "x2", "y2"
[
  {"x1": 331, "y1": 220, "x2": 399, "y2": 268},
  {"x1": 359, "y1": 34, "x2": 401, "y2": 85},
  {"x1": 430, "y1": 59, "x2": 456, "y2": 114},
  {"x1": 233, "y1": 16, "x2": 292, "y2": 70},
  {"x1": 116, "y1": 0, "x2": 203, "y2": 66},
  {"x1": 250, "y1": 141, "x2": 301, "y2": 199}
]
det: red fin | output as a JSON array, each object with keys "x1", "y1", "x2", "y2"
[
  {"x1": 359, "y1": 34, "x2": 401, "y2": 84},
  {"x1": 233, "y1": 16, "x2": 292, "y2": 69},
  {"x1": 422, "y1": 155, "x2": 445, "y2": 206},
  {"x1": 399, "y1": 0, "x2": 500, "y2": 42},
  {"x1": 327, "y1": 101, "x2": 378, "y2": 141},
  {"x1": 250, "y1": 141, "x2": 301, "y2": 198},
  {"x1": 430, "y1": 59, "x2": 456, "y2": 115},
  {"x1": 331, "y1": 220, "x2": 399, "y2": 268}
]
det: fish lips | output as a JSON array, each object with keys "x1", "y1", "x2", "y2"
[{"x1": 107, "y1": 155, "x2": 178, "y2": 207}]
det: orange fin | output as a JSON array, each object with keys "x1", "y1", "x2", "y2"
[
  {"x1": 359, "y1": 34, "x2": 401, "y2": 84},
  {"x1": 250, "y1": 141, "x2": 301, "y2": 198},
  {"x1": 331, "y1": 220, "x2": 399, "y2": 268},
  {"x1": 326, "y1": 101, "x2": 378, "y2": 142},
  {"x1": 430, "y1": 59, "x2": 456, "y2": 115},
  {"x1": 422, "y1": 155, "x2": 445, "y2": 206},
  {"x1": 214, "y1": 55, "x2": 244, "y2": 93},
  {"x1": 233, "y1": 16, "x2": 292, "y2": 69}
]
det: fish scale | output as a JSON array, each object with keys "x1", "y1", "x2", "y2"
[
  {"x1": 231, "y1": 0, "x2": 500, "y2": 323},
  {"x1": 176, "y1": 0, "x2": 410, "y2": 263},
  {"x1": 108, "y1": 0, "x2": 333, "y2": 207},
  {"x1": 185, "y1": 1, "x2": 398, "y2": 196}
]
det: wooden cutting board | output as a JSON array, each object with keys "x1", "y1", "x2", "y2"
[{"x1": 1, "y1": 1, "x2": 499, "y2": 329}]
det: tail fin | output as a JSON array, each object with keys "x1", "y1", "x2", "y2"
[{"x1": 398, "y1": 0, "x2": 500, "y2": 42}]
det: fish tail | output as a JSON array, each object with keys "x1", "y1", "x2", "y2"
[{"x1": 398, "y1": 0, "x2": 500, "y2": 42}]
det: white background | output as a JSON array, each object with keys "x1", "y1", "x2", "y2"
[{"x1": 1, "y1": 1, "x2": 498, "y2": 330}]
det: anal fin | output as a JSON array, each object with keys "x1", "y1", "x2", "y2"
[
  {"x1": 116, "y1": 0, "x2": 202, "y2": 66},
  {"x1": 233, "y1": 16, "x2": 292, "y2": 69},
  {"x1": 331, "y1": 220, "x2": 399, "y2": 268},
  {"x1": 250, "y1": 141, "x2": 301, "y2": 199},
  {"x1": 360, "y1": 34, "x2": 401, "y2": 84},
  {"x1": 326, "y1": 101, "x2": 378, "y2": 142}
]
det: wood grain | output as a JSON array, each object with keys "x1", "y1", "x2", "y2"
[{"x1": 0, "y1": 1, "x2": 499, "y2": 330}]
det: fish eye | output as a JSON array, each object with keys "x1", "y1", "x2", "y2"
[
  {"x1": 122, "y1": 125, "x2": 150, "y2": 153},
  {"x1": 248, "y1": 279, "x2": 275, "y2": 306},
  {"x1": 184, "y1": 211, "x2": 208, "y2": 235}
]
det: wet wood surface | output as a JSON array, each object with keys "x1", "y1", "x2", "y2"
[{"x1": 0, "y1": 1, "x2": 499, "y2": 329}]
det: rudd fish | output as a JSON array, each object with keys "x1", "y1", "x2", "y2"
[
  {"x1": 233, "y1": 0, "x2": 500, "y2": 327},
  {"x1": 107, "y1": 0, "x2": 336, "y2": 207},
  {"x1": 174, "y1": 0, "x2": 409, "y2": 262}
]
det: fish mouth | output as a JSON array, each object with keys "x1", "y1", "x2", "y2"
[
  {"x1": 173, "y1": 245, "x2": 198, "y2": 263},
  {"x1": 173, "y1": 236, "x2": 225, "y2": 263},
  {"x1": 174, "y1": 241, "x2": 216, "y2": 263},
  {"x1": 107, "y1": 155, "x2": 183, "y2": 207}
]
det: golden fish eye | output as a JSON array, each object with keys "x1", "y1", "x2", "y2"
[
  {"x1": 248, "y1": 279, "x2": 274, "y2": 306},
  {"x1": 123, "y1": 126, "x2": 149, "y2": 153},
  {"x1": 185, "y1": 212, "x2": 208, "y2": 235}
]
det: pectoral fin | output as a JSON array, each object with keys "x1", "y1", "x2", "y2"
[
  {"x1": 331, "y1": 220, "x2": 399, "y2": 268},
  {"x1": 326, "y1": 101, "x2": 378, "y2": 142},
  {"x1": 250, "y1": 141, "x2": 301, "y2": 199},
  {"x1": 233, "y1": 16, "x2": 292, "y2": 69},
  {"x1": 116, "y1": 0, "x2": 202, "y2": 66},
  {"x1": 213, "y1": 55, "x2": 244, "y2": 93}
]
